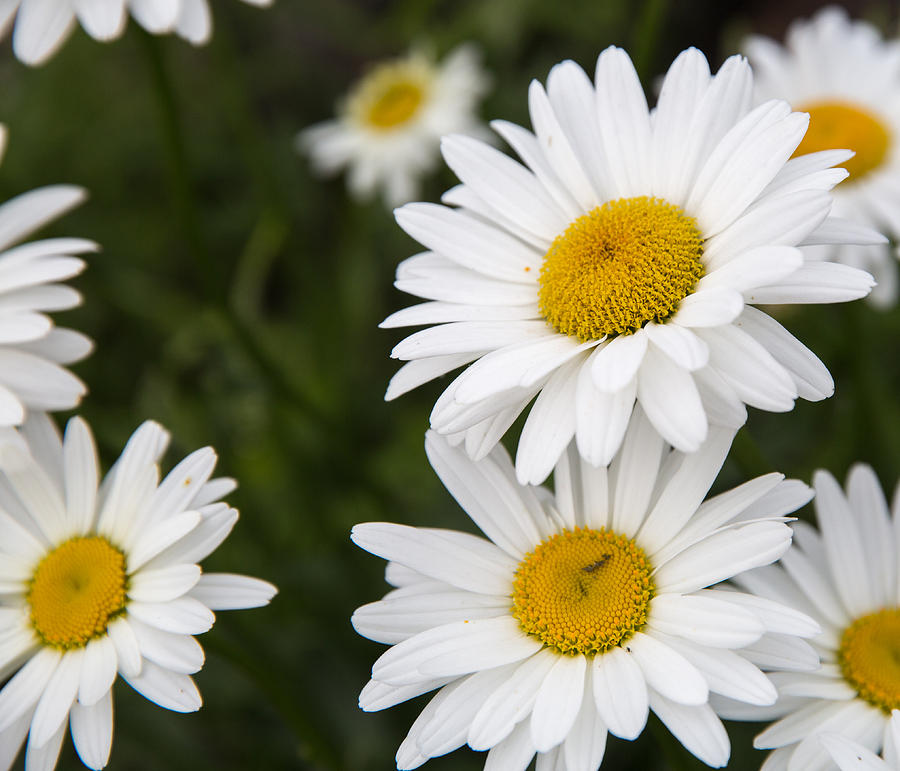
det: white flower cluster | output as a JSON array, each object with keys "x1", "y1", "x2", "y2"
[{"x1": 352, "y1": 6, "x2": 900, "y2": 771}]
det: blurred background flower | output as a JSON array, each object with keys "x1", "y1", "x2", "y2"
[{"x1": 0, "y1": 0, "x2": 899, "y2": 769}]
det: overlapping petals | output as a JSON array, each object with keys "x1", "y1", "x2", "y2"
[
  {"x1": 718, "y1": 465, "x2": 900, "y2": 771},
  {"x1": 351, "y1": 419, "x2": 819, "y2": 770},
  {"x1": 384, "y1": 46, "x2": 879, "y2": 485},
  {"x1": 745, "y1": 6, "x2": 900, "y2": 307},
  {"x1": 0, "y1": 414, "x2": 276, "y2": 770}
]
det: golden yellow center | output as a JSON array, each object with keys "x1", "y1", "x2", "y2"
[
  {"x1": 538, "y1": 196, "x2": 704, "y2": 341},
  {"x1": 838, "y1": 608, "x2": 900, "y2": 712},
  {"x1": 794, "y1": 101, "x2": 890, "y2": 182},
  {"x1": 511, "y1": 527, "x2": 654, "y2": 656},
  {"x1": 348, "y1": 60, "x2": 430, "y2": 131},
  {"x1": 28, "y1": 536, "x2": 128, "y2": 650}
]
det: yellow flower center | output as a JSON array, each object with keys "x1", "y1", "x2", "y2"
[
  {"x1": 538, "y1": 196, "x2": 705, "y2": 341},
  {"x1": 794, "y1": 101, "x2": 890, "y2": 182},
  {"x1": 349, "y1": 59, "x2": 430, "y2": 131},
  {"x1": 28, "y1": 536, "x2": 128, "y2": 650},
  {"x1": 511, "y1": 527, "x2": 654, "y2": 656},
  {"x1": 838, "y1": 608, "x2": 900, "y2": 712}
]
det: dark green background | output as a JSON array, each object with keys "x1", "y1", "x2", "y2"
[{"x1": 1, "y1": 0, "x2": 898, "y2": 768}]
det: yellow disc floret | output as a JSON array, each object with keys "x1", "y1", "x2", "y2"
[
  {"x1": 511, "y1": 527, "x2": 654, "y2": 656},
  {"x1": 28, "y1": 536, "x2": 128, "y2": 650},
  {"x1": 794, "y1": 101, "x2": 890, "y2": 182},
  {"x1": 838, "y1": 608, "x2": 900, "y2": 712},
  {"x1": 538, "y1": 196, "x2": 705, "y2": 340},
  {"x1": 348, "y1": 57, "x2": 431, "y2": 131}
]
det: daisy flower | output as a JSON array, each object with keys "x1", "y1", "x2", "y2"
[
  {"x1": 0, "y1": 414, "x2": 277, "y2": 770},
  {"x1": 351, "y1": 419, "x2": 820, "y2": 770},
  {"x1": 298, "y1": 45, "x2": 489, "y2": 207},
  {"x1": 820, "y1": 710, "x2": 900, "y2": 771},
  {"x1": 383, "y1": 45, "x2": 882, "y2": 486},
  {"x1": 716, "y1": 465, "x2": 900, "y2": 771},
  {"x1": 0, "y1": 126, "x2": 92, "y2": 428},
  {"x1": 0, "y1": 0, "x2": 273, "y2": 66},
  {"x1": 744, "y1": 6, "x2": 900, "y2": 307}
]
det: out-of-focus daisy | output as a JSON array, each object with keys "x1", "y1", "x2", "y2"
[
  {"x1": 383, "y1": 46, "x2": 881, "y2": 486},
  {"x1": 0, "y1": 0, "x2": 273, "y2": 66},
  {"x1": 298, "y1": 45, "x2": 489, "y2": 207},
  {"x1": 716, "y1": 465, "x2": 900, "y2": 771},
  {"x1": 744, "y1": 6, "x2": 900, "y2": 307},
  {"x1": 820, "y1": 710, "x2": 900, "y2": 771},
  {"x1": 351, "y1": 420, "x2": 820, "y2": 770},
  {"x1": 0, "y1": 414, "x2": 276, "y2": 770},
  {"x1": 0, "y1": 126, "x2": 92, "y2": 427}
]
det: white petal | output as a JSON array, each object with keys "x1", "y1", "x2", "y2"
[
  {"x1": 813, "y1": 469, "x2": 876, "y2": 616},
  {"x1": 655, "y1": 522, "x2": 793, "y2": 594},
  {"x1": 637, "y1": 346, "x2": 708, "y2": 452},
  {"x1": 188, "y1": 573, "x2": 276, "y2": 610},
  {"x1": 515, "y1": 358, "x2": 579, "y2": 485},
  {"x1": 0, "y1": 647, "x2": 60, "y2": 732},
  {"x1": 122, "y1": 660, "x2": 201, "y2": 712},
  {"x1": 78, "y1": 636, "x2": 117, "y2": 707},
  {"x1": 127, "y1": 597, "x2": 213, "y2": 636},
  {"x1": 589, "y1": 333, "x2": 647, "y2": 393},
  {"x1": 645, "y1": 323, "x2": 709, "y2": 371},
  {"x1": 628, "y1": 632, "x2": 708, "y2": 706},
  {"x1": 591, "y1": 646, "x2": 648, "y2": 740},
  {"x1": 12, "y1": 0, "x2": 75, "y2": 65},
  {"x1": 106, "y1": 617, "x2": 141, "y2": 678},
  {"x1": 574, "y1": 361, "x2": 635, "y2": 467},
  {"x1": 351, "y1": 522, "x2": 517, "y2": 596},
  {"x1": 371, "y1": 617, "x2": 542, "y2": 686},
  {"x1": 469, "y1": 649, "x2": 556, "y2": 750},
  {"x1": 62, "y1": 417, "x2": 98, "y2": 536},
  {"x1": 648, "y1": 593, "x2": 765, "y2": 648},
  {"x1": 128, "y1": 617, "x2": 204, "y2": 674},
  {"x1": 128, "y1": 564, "x2": 201, "y2": 604},
  {"x1": 70, "y1": 690, "x2": 113, "y2": 770},
  {"x1": 29, "y1": 649, "x2": 81, "y2": 748},
  {"x1": 530, "y1": 654, "x2": 586, "y2": 752},
  {"x1": 425, "y1": 431, "x2": 546, "y2": 558},
  {"x1": 649, "y1": 692, "x2": 730, "y2": 767},
  {"x1": 74, "y1": 0, "x2": 126, "y2": 39}
]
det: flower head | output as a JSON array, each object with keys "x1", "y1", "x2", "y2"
[
  {"x1": 383, "y1": 46, "x2": 881, "y2": 485},
  {"x1": 0, "y1": 414, "x2": 276, "y2": 770},
  {"x1": 1, "y1": 0, "x2": 272, "y2": 65},
  {"x1": 352, "y1": 420, "x2": 819, "y2": 770},
  {"x1": 299, "y1": 45, "x2": 489, "y2": 207},
  {"x1": 719, "y1": 465, "x2": 900, "y2": 770},
  {"x1": 744, "y1": 6, "x2": 900, "y2": 306},
  {"x1": 0, "y1": 126, "x2": 92, "y2": 427}
]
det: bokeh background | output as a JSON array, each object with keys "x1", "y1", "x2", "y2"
[{"x1": 1, "y1": 0, "x2": 899, "y2": 768}]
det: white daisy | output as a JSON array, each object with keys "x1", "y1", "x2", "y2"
[
  {"x1": 744, "y1": 6, "x2": 900, "y2": 307},
  {"x1": 715, "y1": 465, "x2": 900, "y2": 771},
  {"x1": 0, "y1": 414, "x2": 277, "y2": 770},
  {"x1": 298, "y1": 45, "x2": 489, "y2": 207},
  {"x1": 820, "y1": 711, "x2": 900, "y2": 771},
  {"x1": 382, "y1": 45, "x2": 882, "y2": 486},
  {"x1": 351, "y1": 419, "x2": 821, "y2": 770},
  {"x1": 0, "y1": 126, "x2": 92, "y2": 428},
  {"x1": 0, "y1": 0, "x2": 273, "y2": 66}
]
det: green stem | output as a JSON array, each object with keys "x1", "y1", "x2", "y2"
[
  {"x1": 631, "y1": 0, "x2": 670, "y2": 83},
  {"x1": 848, "y1": 303, "x2": 900, "y2": 470},
  {"x1": 137, "y1": 28, "x2": 220, "y2": 301},
  {"x1": 203, "y1": 633, "x2": 342, "y2": 771}
]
